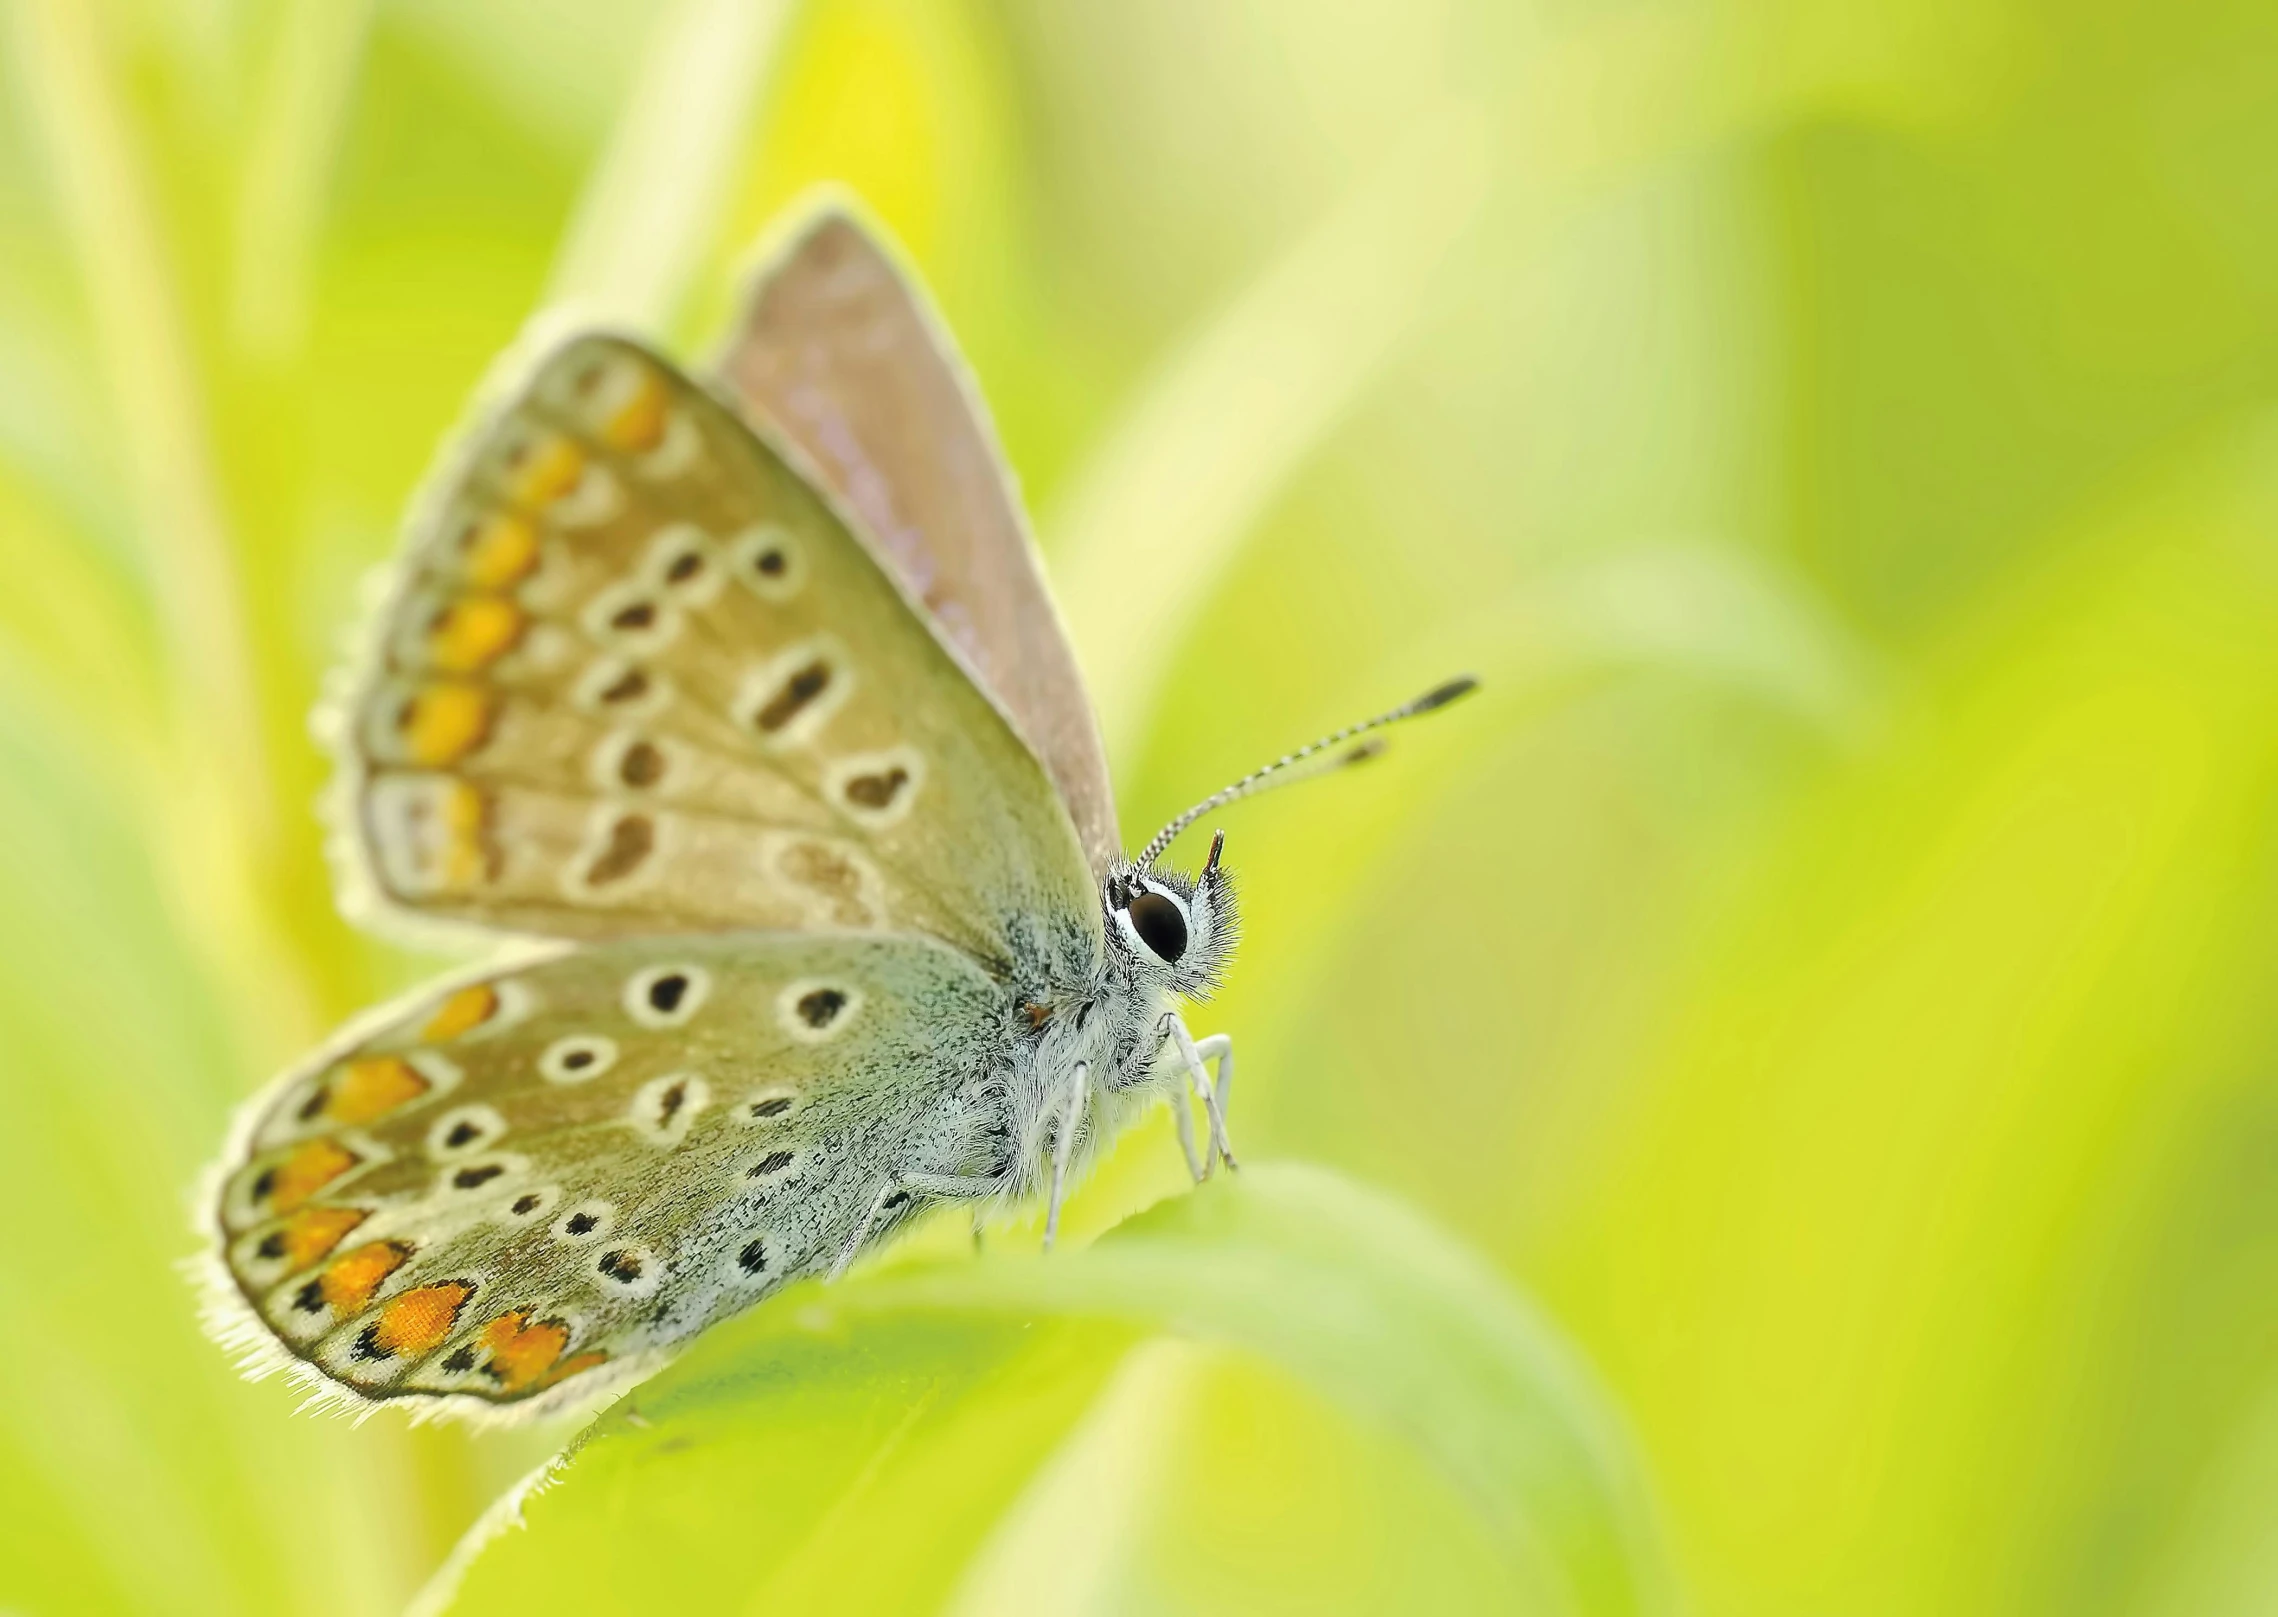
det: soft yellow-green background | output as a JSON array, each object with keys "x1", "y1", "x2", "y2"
[{"x1": 5, "y1": 0, "x2": 2278, "y2": 1613}]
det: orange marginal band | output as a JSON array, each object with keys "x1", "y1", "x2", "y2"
[
  {"x1": 435, "y1": 781, "x2": 493, "y2": 889},
  {"x1": 421, "y1": 983, "x2": 498, "y2": 1042},
  {"x1": 399, "y1": 683, "x2": 495, "y2": 767},
  {"x1": 545, "y1": 1351, "x2": 608, "y2": 1389},
  {"x1": 321, "y1": 1056, "x2": 429, "y2": 1125},
  {"x1": 600, "y1": 366, "x2": 668, "y2": 452},
  {"x1": 458, "y1": 511, "x2": 540, "y2": 590},
  {"x1": 479, "y1": 1311, "x2": 570, "y2": 1392},
  {"x1": 372, "y1": 1283, "x2": 474, "y2": 1356},
  {"x1": 426, "y1": 597, "x2": 524, "y2": 674},
  {"x1": 268, "y1": 1205, "x2": 366, "y2": 1271},
  {"x1": 264, "y1": 1138, "x2": 357, "y2": 1214},
  {"x1": 507, "y1": 435, "x2": 584, "y2": 506},
  {"x1": 319, "y1": 1240, "x2": 411, "y2": 1312}
]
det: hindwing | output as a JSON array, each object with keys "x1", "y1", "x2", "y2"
[{"x1": 207, "y1": 934, "x2": 1012, "y2": 1415}]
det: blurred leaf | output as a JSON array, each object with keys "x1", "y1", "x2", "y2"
[
  {"x1": 1049, "y1": 110, "x2": 1490, "y2": 756},
  {"x1": 228, "y1": 0, "x2": 374, "y2": 359},
  {"x1": 428, "y1": 1166, "x2": 1671, "y2": 1617},
  {"x1": 542, "y1": 0, "x2": 792, "y2": 333}
]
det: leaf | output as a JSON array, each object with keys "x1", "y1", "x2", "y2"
[
  {"x1": 425, "y1": 1164, "x2": 1672, "y2": 1616},
  {"x1": 542, "y1": 0, "x2": 796, "y2": 331},
  {"x1": 1046, "y1": 112, "x2": 1491, "y2": 758}
]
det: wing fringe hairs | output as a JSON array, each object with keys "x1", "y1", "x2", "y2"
[{"x1": 185, "y1": 947, "x2": 667, "y2": 1429}]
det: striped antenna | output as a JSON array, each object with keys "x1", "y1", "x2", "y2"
[{"x1": 1130, "y1": 676, "x2": 1478, "y2": 877}]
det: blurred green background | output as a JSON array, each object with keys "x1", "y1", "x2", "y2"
[{"x1": 6, "y1": 0, "x2": 2278, "y2": 1612}]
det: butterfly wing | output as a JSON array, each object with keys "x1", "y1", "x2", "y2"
[
  {"x1": 716, "y1": 206, "x2": 1122, "y2": 876},
  {"x1": 338, "y1": 332, "x2": 1097, "y2": 969},
  {"x1": 206, "y1": 933, "x2": 1014, "y2": 1417}
]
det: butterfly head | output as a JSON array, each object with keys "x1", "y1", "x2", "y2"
[
  {"x1": 1102, "y1": 677, "x2": 1480, "y2": 1001},
  {"x1": 1105, "y1": 831, "x2": 1238, "y2": 1001}
]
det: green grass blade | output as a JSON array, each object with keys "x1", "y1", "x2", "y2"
[{"x1": 427, "y1": 1165, "x2": 1670, "y2": 1616}]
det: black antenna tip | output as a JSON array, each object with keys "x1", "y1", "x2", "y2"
[{"x1": 1409, "y1": 675, "x2": 1479, "y2": 714}]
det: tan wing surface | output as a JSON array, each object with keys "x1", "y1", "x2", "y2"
[
  {"x1": 339, "y1": 333, "x2": 1097, "y2": 967},
  {"x1": 715, "y1": 207, "x2": 1122, "y2": 875},
  {"x1": 207, "y1": 934, "x2": 1008, "y2": 1416}
]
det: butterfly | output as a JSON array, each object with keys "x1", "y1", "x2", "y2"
[{"x1": 198, "y1": 204, "x2": 1474, "y2": 1421}]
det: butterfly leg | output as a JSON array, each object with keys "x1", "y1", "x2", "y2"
[
  {"x1": 1161, "y1": 1015, "x2": 1239, "y2": 1175},
  {"x1": 1169, "y1": 1077, "x2": 1207, "y2": 1183},
  {"x1": 831, "y1": 1180, "x2": 902, "y2": 1280},
  {"x1": 1042, "y1": 1061, "x2": 1090, "y2": 1253}
]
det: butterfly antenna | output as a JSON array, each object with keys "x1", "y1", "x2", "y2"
[{"x1": 1131, "y1": 676, "x2": 1479, "y2": 876}]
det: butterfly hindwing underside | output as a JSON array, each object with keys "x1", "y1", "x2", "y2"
[
  {"x1": 340, "y1": 332, "x2": 1096, "y2": 967},
  {"x1": 211, "y1": 934, "x2": 1008, "y2": 1412}
]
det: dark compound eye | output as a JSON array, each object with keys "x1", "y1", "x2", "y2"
[{"x1": 1127, "y1": 890, "x2": 1189, "y2": 964}]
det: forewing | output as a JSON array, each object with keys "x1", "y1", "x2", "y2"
[
  {"x1": 716, "y1": 207, "x2": 1122, "y2": 875},
  {"x1": 340, "y1": 332, "x2": 1096, "y2": 966},
  {"x1": 206, "y1": 934, "x2": 1010, "y2": 1417}
]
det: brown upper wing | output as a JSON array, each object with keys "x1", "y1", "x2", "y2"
[
  {"x1": 713, "y1": 205, "x2": 1122, "y2": 876},
  {"x1": 334, "y1": 333, "x2": 1098, "y2": 970}
]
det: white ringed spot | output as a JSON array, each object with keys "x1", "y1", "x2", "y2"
[
  {"x1": 777, "y1": 978, "x2": 863, "y2": 1044},
  {"x1": 591, "y1": 1242, "x2": 660, "y2": 1298},
  {"x1": 539, "y1": 1034, "x2": 618, "y2": 1083},
  {"x1": 642, "y1": 522, "x2": 726, "y2": 606},
  {"x1": 437, "y1": 1153, "x2": 526, "y2": 1197},
  {"x1": 623, "y1": 962, "x2": 710, "y2": 1028},
  {"x1": 565, "y1": 807, "x2": 667, "y2": 894},
  {"x1": 573, "y1": 656, "x2": 672, "y2": 721},
  {"x1": 627, "y1": 1072, "x2": 710, "y2": 1149},
  {"x1": 588, "y1": 729, "x2": 677, "y2": 797},
  {"x1": 580, "y1": 580, "x2": 683, "y2": 657},
  {"x1": 551, "y1": 1199, "x2": 616, "y2": 1244},
  {"x1": 501, "y1": 1185, "x2": 560, "y2": 1223},
  {"x1": 427, "y1": 1104, "x2": 507, "y2": 1157},
  {"x1": 732, "y1": 637, "x2": 852, "y2": 748},
  {"x1": 728, "y1": 522, "x2": 805, "y2": 602},
  {"x1": 823, "y1": 745, "x2": 927, "y2": 830}
]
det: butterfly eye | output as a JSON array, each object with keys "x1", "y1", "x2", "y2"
[{"x1": 1125, "y1": 889, "x2": 1190, "y2": 965}]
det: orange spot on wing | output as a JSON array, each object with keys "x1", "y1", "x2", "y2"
[
  {"x1": 319, "y1": 1239, "x2": 411, "y2": 1312},
  {"x1": 478, "y1": 1311, "x2": 570, "y2": 1392},
  {"x1": 545, "y1": 1350, "x2": 608, "y2": 1388},
  {"x1": 506, "y1": 434, "x2": 585, "y2": 506},
  {"x1": 458, "y1": 511, "x2": 540, "y2": 589},
  {"x1": 421, "y1": 983, "x2": 498, "y2": 1042},
  {"x1": 373, "y1": 1282, "x2": 473, "y2": 1356},
  {"x1": 436, "y1": 781, "x2": 494, "y2": 887},
  {"x1": 426, "y1": 596, "x2": 524, "y2": 673},
  {"x1": 271, "y1": 1206, "x2": 366, "y2": 1270},
  {"x1": 321, "y1": 1056, "x2": 429, "y2": 1124},
  {"x1": 600, "y1": 366, "x2": 668, "y2": 451},
  {"x1": 398, "y1": 682, "x2": 495, "y2": 766},
  {"x1": 264, "y1": 1138, "x2": 357, "y2": 1213}
]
